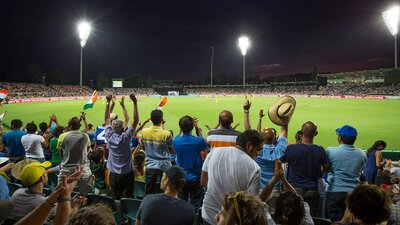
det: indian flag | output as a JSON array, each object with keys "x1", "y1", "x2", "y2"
[
  {"x1": 83, "y1": 90, "x2": 98, "y2": 110},
  {"x1": 156, "y1": 97, "x2": 168, "y2": 110},
  {"x1": 0, "y1": 111, "x2": 6, "y2": 121},
  {"x1": 0, "y1": 90, "x2": 10, "y2": 103}
]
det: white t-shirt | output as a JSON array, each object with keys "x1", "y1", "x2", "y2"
[
  {"x1": 21, "y1": 134, "x2": 45, "y2": 159},
  {"x1": 201, "y1": 146, "x2": 261, "y2": 225}
]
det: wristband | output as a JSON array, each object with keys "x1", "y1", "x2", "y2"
[
  {"x1": 58, "y1": 196, "x2": 72, "y2": 203},
  {"x1": 244, "y1": 110, "x2": 249, "y2": 113}
]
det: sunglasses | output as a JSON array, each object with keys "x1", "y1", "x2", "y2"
[{"x1": 227, "y1": 192, "x2": 242, "y2": 225}]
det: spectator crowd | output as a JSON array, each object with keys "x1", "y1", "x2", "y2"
[{"x1": 0, "y1": 93, "x2": 399, "y2": 225}]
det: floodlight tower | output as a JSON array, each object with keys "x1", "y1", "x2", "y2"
[
  {"x1": 78, "y1": 21, "x2": 92, "y2": 86},
  {"x1": 238, "y1": 36, "x2": 250, "y2": 88},
  {"x1": 383, "y1": 6, "x2": 400, "y2": 68}
]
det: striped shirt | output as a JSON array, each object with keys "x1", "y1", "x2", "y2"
[
  {"x1": 206, "y1": 128, "x2": 241, "y2": 150},
  {"x1": 141, "y1": 125, "x2": 173, "y2": 170}
]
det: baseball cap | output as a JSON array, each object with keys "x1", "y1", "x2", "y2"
[
  {"x1": 19, "y1": 161, "x2": 52, "y2": 186},
  {"x1": 161, "y1": 165, "x2": 186, "y2": 185},
  {"x1": 336, "y1": 125, "x2": 357, "y2": 139}
]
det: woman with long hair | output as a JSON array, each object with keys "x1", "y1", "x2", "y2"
[{"x1": 364, "y1": 140, "x2": 387, "y2": 184}]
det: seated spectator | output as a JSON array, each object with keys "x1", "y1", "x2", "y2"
[
  {"x1": 8, "y1": 161, "x2": 55, "y2": 222},
  {"x1": 216, "y1": 191, "x2": 269, "y2": 225},
  {"x1": 336, "y1": 185, "x2": 391, "y2": 225},
  {"x1": 2, "y1": 119, "x2": 26, "y2": 163},
  {"x1": 89, "y1": 148, "x2": 109, "y2": 195},
  {"x1": 21, "y1": 122, "x2": 51, "y2": 163},
  {"x1": 136, "y1": 165, "x2": 195, "y2": 225}
]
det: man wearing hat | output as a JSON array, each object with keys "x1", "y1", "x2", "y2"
[
  {"x1": 325, "y1": 125, "x2": 367, "y2": 222},
  {"x1": 136, "y1": 165, "x2": 195, "y2": 225},
  {"x1": 9, "y1": 161, "x2": 56, "y2": 221}
]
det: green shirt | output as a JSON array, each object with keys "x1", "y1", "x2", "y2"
[{"x1": 50, "y1": 137, "x2": 61, "y2": 164}]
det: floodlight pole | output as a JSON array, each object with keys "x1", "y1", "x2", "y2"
[
  {"x1": 210, "y1": 47, "x2": 214, "y2": 87},
  {"x1": 80, "y1": 47, "x2": 83, "y2": 86},
  {"x1": 242, "y1": 55, "x2": 246, "y2": 88},
  {"x1": 395, "y1": 35, "x2": 398, "y2": 68}
]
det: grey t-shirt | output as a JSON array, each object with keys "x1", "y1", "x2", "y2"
[
  {"x1": 57, "y1": 130, "x2": 90, "y2": 167},
  {"x1": 137, "y1": 193, "x2": 194, "y2": 225},
  {"x1": 9, "y1": 188, "x2": 56, "y2": 220}
]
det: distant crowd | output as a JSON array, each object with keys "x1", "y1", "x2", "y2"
[{"x1": 0, "y1": 93, "x2": 399, "y2": 225}]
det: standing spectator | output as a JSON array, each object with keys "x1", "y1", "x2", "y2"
[
  {"x1": 38, "y1": 121, "x2": 52, "y2": 161},
  {"x1": 49, "y1": 126, "x2": 64, "y2": 167},
  {"x1": 104, "y1": 94, "x2": 138, "y2": 199},
  {"x1": 325, "y1": 125, "x2": 367, "y2": 222},
  {"x1": 21, "y1": 122, "x2": 50, "y2": 163},
  {"x1": 206, "y1": 110, "x2": 241, "y2": 150},
  {"x1": 89, "y1": 148, "x2": 109, "y2": 195},
  {"x1": 133, "y1": 151, "x2": 146, "y2": 182},
  {"x1": 2, "y1": 119, "x2": 26, "y2": 163},
  {"x1": 173, "y1": 115, "x2": 207, "y2": 212},
  {"x1": 57, "y1": 116, "x2": 92, "y2": 194},
  {"x1": 364, "y1": 140, "x2": 387, "y2": 184},
  {"x1": 141, "y1": 109, "x2": 174, "y2": 194},
  {"x1": 201, "y1": 130, "x2": 264, "y2": 225},
  {"x1": 136, "y1": 165, "x2": 195, "y2": 225},
  {"x1": 282, "y1": 121, "x2": 326, "y2": 216}
]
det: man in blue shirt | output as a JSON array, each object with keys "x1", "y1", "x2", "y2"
[
  {"x1": 2, "y1": 119, "x2": 26, "y2": 163},
  {"x1": 173, "y1": 115, "x2": 206, "y2": 212},
  {"x1": 282, "y1": 121, "x2": 326, "y2": 216},
  {"x1": 325, "y1": 125, "x2": 367, "y2": 222}
]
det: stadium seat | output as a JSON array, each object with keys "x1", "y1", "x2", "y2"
[
  {"x1": 7, "y1": 183, "x2": 22, "y2": 197},
  {"x1": 134, "y1": 181, "x2": 145, "y2": 199},
  {"x1": 87, "y1": 193, "x2": 120, "y2": 225},
  {"x1": 312, "y1": 217, "x2": 331, "y2": 225},
  {"x1": 120, "y1": 198, "x2": 142, "y2": 225}
]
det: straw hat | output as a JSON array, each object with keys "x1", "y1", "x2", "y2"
[{"x1": 268, "y1": 96, "x2": 296, "y2": 126}]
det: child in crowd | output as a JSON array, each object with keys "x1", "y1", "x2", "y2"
[
  {"x1": 49, "y1": 126, "x2": 64, "y2": 167},
  {"x1": 133, "y1": 150, "x2": 146, "y2": 182},
  {"x1": 89, "y1": 148, "x2": 109, "y2": 195}
]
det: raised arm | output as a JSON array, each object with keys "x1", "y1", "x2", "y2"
[
  {"x1": 135, "y1": 118, "x2": 150, "y2": 134},
  {"x1": 80, "y1": 112, "x2": 88, "y2": 132},
  {"x1": 129, "y1": 93, "x2": 139, "y2": 130},
  {"x1": 104, "y1": 95, "x2": 112, "y2": 126},
  {"x1": 193, "y1": 117, "x2": 203, "y2": 137},
  {"x1": 119, "y1": 96, "x2": 130, "y2": 129},
  {"x1": 243, "y1": 100, "x2": 251, "y2": 130},
  {"x1": 279, "y1": 125, "x2": 288, "y2": 138},
  {"x1": 259, "y1": 159, "x2": 283, "y2": 202},
  {"x1": 110, "y1": 97, "x2": 116, "y2": 113},
  {"x1": 257, "y1": 109, "x2": 265, "y2": 132}
]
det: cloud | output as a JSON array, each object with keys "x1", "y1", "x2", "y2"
[{"x1": 365, "y1": 57, "x2": 383, "y2": 62}]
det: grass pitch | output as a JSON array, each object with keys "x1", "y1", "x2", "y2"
[{"x1": 1, "y1": 96, "x2": 399, "y2": 150}]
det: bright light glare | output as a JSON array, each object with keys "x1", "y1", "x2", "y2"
[
  {"x1": 238, "y1": 36, "x2": 250, "y2": 56},
  {"x1": 78, "y1": 21, "x2": 91, "y2": 47},
  {"x1": 383, "y1": 6, "x2": 400, "y2": 36}
]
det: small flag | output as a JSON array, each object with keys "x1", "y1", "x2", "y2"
[
  {"x1": 156, "y1": 97, "x2": 168, "y2": 110},
  {"x1": 0, "y1": 111, "x2": 6, "y2": 121},
  {"x1": 0, "y1": 90, "x2": 10, "y2": 103},
  {"x1": 83, "y1": 90, "x2": 98, "y2": 110}
]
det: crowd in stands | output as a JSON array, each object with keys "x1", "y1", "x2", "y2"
[
  {"x1": 102, "y1": 88, "x2": 155, "y2": 96},
  {"x1": 0, "y1": 93, "x2": 400, "y2": 225}
]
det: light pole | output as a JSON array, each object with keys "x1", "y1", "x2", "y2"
[
  {"x1": 42, "y1": 75, "x2": 46, "y2": 85},
  {"x1": 78, "y1": 21, "x2": 91, "y2": 86},
  {"x1": 383, "y1": 6, "x2": 400, "y2": 68},
  {"x1": 238, "y1": 36, "x2": 250, "y2": 88},
  {"x1": 210, "y1": 47, "x2": 214, "y2": 87},
  {"x1": 90, "y1": 79, "x2": 93, "y2": 89}
]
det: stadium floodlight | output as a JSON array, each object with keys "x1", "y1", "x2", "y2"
[
  {"x1": 383, "y1": 6, "x2": 400, "y2": 68},
  {"x1": 78, "y1": 21, "x2": 92, "y2": 86},
  {"x1": 238, "y1": 36, "x2": 250, "y2": 88}
]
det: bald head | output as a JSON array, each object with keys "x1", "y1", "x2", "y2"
[
  {"x1": 262, "y1": 128, "x2": 276, "y2": 144},
  {"x1": 301, "y1": 121, "x2": 318, "y2": 139},
  {"x1": 219, "y1": 110, "x2": 233, "y2": 129}
]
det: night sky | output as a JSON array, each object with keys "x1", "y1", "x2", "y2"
[{"x1": 0, "y1": 0, "x2": 398, "y2": 83}]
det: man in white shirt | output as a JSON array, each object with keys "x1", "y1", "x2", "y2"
[
  {"x1": 21, "y1": 122, "x2": 50, "y2": 163},
  {"x1": 201, "y1": 129, "x2": 264, "y2": 225}
]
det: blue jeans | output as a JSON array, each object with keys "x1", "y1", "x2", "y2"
[{"x1": 326, "y1": 192, "x2": 348, "y2": 222}]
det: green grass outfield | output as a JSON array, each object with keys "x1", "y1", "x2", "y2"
[{"x1": 1, "y1": 96, "x2": 399, "y2": 150}]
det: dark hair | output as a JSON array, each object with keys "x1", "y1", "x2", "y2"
[
  {"x1": 39, "y1": 122, "x2": 48, "y2": 133},
  {"x1": 178, "y1": 116, "x2": 194, "y2": 134},
  {"x1": 366, "y1": 140, "x2": 387, "y2": 157},
  {"x1": 347, "y1": 185, "x2": 391, "y2": 224},
  {"x1": 221, "y1": 191, "x2": 268, "y2": 225},
  {"x1": 53, "y1": 126, "x2": 65, "y2": 138},
  {"x1": 68, "y1": 117, "x2": 81, "y2": 130},
  {"x1": 134, "y1": 151, "x2": 145, "y2": 170},
  {"x1": 68, "y1": 204, "x2": 116, "y2": 225},
  {"x1": 11, "y1": 119, "x2": 22, "y2": 129},
  {"x1": 295, "y1": 130, "x2": 302, "y2": 143},
  {"x1": 236, "y1": 130, "x2": 264, "y2": 149},
  {"x1": 340, "y1": 136, "x2": 357, "y2": 145},
  {"x1": 88, "y1": 124, "x2": 93, "y2": 130},
  {"x1": 219, "y1": 110, "x2": 233, "y2": 129},
  {"x1": 274, "y1": 191, "x2": 305, "y2": 225},
  {"x1": 151, "y1": 110, "x2": 163, "y2": 125},
  {"x1": 25, "y1": 122, "x2": 37, "y2": 134},
  {"x1": 90, "y1": 149, "x2": 104, "y2": 164}
]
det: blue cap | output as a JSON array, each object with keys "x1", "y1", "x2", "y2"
[{"x1": 336, "y1": 125, "x2": 357, "y2": 139}]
